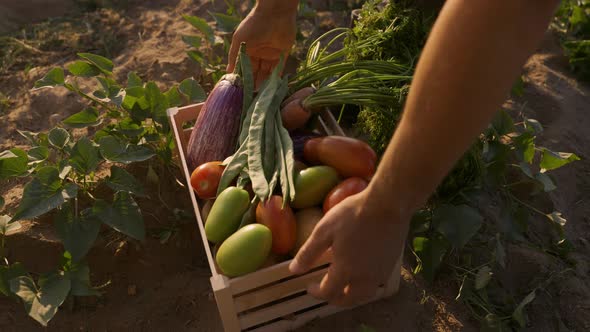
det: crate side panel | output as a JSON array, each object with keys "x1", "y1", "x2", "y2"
[
  {"x1": 168, "y1": 103, "x2": 218, "y2": 276},
  {"x1": 240, "y1": 294, "x2": 326, "y2": 330},
  {"x1": 235, "y1": 268, "x2": 327, "y2": 312}
]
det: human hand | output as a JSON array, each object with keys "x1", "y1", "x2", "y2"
[
  {"x1": 227, "y1": 3, "x2": 297, "y2": 88},
  {"x1": 289, "y1": 189, "x2": 409, "y2": 307}
]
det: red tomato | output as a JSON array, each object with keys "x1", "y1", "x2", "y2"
[
  {"x1": 304, "y1": 136, "x2": 377, "y2": 179},
  {"x1": 256, "y1": 196, "x2": 297, "y2": 255},
  {"x1": 190, "y1": 161, "x2": 225, "y2": 199},
  {"x1": 323, "y1": 177, "x2": 369, "y2": 213}
]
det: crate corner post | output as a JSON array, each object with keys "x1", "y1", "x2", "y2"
[{"x1": 211, "y1": 274, "x2": 241, "y2": 332}]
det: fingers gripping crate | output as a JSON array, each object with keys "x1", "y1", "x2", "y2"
[{"x1": 167, "y1": 103, "x2": 402, "y2": 332}]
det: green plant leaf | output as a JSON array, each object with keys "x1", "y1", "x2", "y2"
[
  {"x1": 145, "y1": 82, "x2": 169, "y2": 128},
  {"x1": 0, "y1": 148, "x2": 28, "y2": 179},
  {"x1": 93, "y1": 192, "x2": 145, "y2": 241},
  {"x1": 524, "y1": 118, "x2": 543, "y2": 134},
  {"x1": 122, "y1": 87, "x2": 143, "y2": 111},
  {"x1": 146, "y1": 164, "x2": 159, "y2": 184},
  {"x1": 95, "y1": 77, "x2": 123, "y2": 105},
  {"x1": 17, "y1": 130, "x2": 41, "y2": 146},
  {"x1": 513, "y1": 131, "x2": 535, "y2": 164},
  {"x1": 481, "y1": 313, "x2": 503, "y2": 332},
  {"x1": 28, "y1": 146, "x2": 49, "y2": 163},
  {"x1": 69, "y1": 137, "x2": 100, "y2": 175},
  {"x1": 183, "y1": 15, "x2": 215, "y2": 44},
  {"x1": 54, "y1": 206, "x2": 101, "y2": 262},
  {"x1": 0, "y1": 215, "x2": 22, "y2": 235},
  {"x1": 358, "y1": 324, "x2": 377, "y2": 332},
  {"x1": 512, "y1": 289, "x2": 536, "y2": 327},
  {"x1": 179, "y1": 78, "x2": 206, "y2": 102},
  {"x1": 62, "y1": 107, "x2": 101, "y2": 128},
  {"x1": 116, "y1": 118, "x2": 144, "y2": 137},
  {"x1": 0, "y1": 196, "x2": 4, "y2": 209},
  {"x1": 33, "y1": 68, "x2": 65, "y2": 89},
  {"x1": 10, "y1": 272, "x2": 71, "y2": 327},
  {"x1": 475, "y1": 266, "x2": 492, "y2": 290},
  {"x1": 106, "y1": 166, "x2": 145, "y2": 196},
  {"x1": 127, "y1": 71, "x2": 143, "y2": 88},
  {"x1": 187, "y1": 50, "x2": 205, "y2": 64},
  {"x1": 165, "y1": 85, "x2": 182, "y2": 107},
  {"x1": 77, "y1": 53, "x2": 113, "y2": 75},
  {"x1": 208, "y1": 11, "x2": 241, "y2": 32},
  {"x1": 48, "y1": 128, "x2": 70, "y2": 149},
  {"x1": 98, "y1": 136, "x2": 155, "y2": 164},
  {"x1": 410, "y1": 209, "x2": 431, "y2": 234},
  {"x1": 412, "y1": 236, "x2": 449, "y2": 283},
  {"x1": 491, "y1": 109, "x2": 515, "y2": 135},
  {"x1": 181, "y1": 35, "x2": 202, "y2": 48},
  {"x1": 67, "y1": 61, "x2": 101, "y2": 77},
  {"x1": 540, "y1": 149, "x2": 580, "y2": 172},
  {"x1": 535, "y1": 173, "x2": 556, "y2": 192},
  {"x1": 65, "y1": 261, "x2": 99, "y2": 296},
  {"x1": 511, "y1": 75, "x2": 525, "y2": 97},
  {"x1": 58, "y1": 161, "x2": 72, "y2": 180},
  {"x1": 12, "y1": 167, "x2": 78, "y2": 221},
  {"x1": 432, "y1": 204, "x2": 483, "y2": 249},
  {"x1": 0, "y1": 263, "x2": 26, "y2": 296}
]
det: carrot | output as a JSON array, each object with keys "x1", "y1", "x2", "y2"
[{"x1": 280, "y1": 98, "x2": 312, "y2": 132}]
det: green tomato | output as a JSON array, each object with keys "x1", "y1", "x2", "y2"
[
  {"x1": 291, "y1": 166, "x2": 340, "y2": 209},
  {"x1": 205, "y1": 186, "x2": 250, "y2": 243},
  {"x1": 216, "y1": 224, "x2": 272, "y2": 277}
]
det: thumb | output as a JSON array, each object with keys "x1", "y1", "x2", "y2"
[{"x1": 290, "y1": 222, "x2": 332, "y2": 274}]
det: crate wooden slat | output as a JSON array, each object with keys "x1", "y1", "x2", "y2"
[{"x1": 167, "y1": 103, "x2": 402, "y2": 332}]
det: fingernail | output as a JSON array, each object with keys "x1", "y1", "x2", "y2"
[
  {"x1": 307, "y1": 283, "x2": 321, "y2": 298},
  {"x1": 289, "y1": 259, "x2": 302, "y2": 274}
]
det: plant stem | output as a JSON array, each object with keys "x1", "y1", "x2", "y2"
[
  {"x1": 64, "y1": 83, "x2": 119, "y2": 113},
  {"x1": 506, "y1": 191, "x2": 546, "y2": 216},
  {"x1": 0, "y1": 234, "x2": 5, "y2": 261}
]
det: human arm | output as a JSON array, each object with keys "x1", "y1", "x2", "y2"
[
  {"x1": 289, "y1": 0, "x2": 560, "y2": 306},
  {"x1": 227, "y1": 0, "x2": 299, "y2": 88}
]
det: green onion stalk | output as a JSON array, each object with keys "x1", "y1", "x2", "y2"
[{"x1": 298, "y1": 69, "x2": 410, "y2": 112}]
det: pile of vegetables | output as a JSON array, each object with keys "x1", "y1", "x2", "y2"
[{"x1": 186, "y1": 43, "x2": 385, "y2": 277}]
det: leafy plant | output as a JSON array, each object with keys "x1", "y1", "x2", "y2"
[
  {"x1": 0, "y1": 52, "x2": 206, "y2": 326},
  {"x1": 294, "y1": 1, "x2": 581, "y2": 329},
  {"x1": 554, "y1": 0, "x2": 590, "y2": 81},
  {"x1": 182, "y1": 4, "x2": 243, "y2": 84}
]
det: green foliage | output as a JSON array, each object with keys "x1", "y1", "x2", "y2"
[
  {"x1": 182, "y1": 12, "x2": 239, "y2": 83},
  {"x1": 555, "y1": 0, "x2": 590, "y2": 81},
  {"x1": 10, "y1": 273, "x2": 71, "y2": 326},
  {"x1": 9, "y1": 252, "x2": 97, "y2": 326},
  {"x1": 339, "y1": 1, "x2": 582, "y2": 329},
  {"x1": 343, "y1": 0, "x2": 430, "y2": 155},
  {"x1": 0, "y1": 51, "x2": 207, "y2": 326}
]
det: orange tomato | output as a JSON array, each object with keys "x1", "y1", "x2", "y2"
[
  {"x1": 304, "y1": 136, "x2": 377, "y2": 179},
  {"x1": 256, "y1": 195, "x2": 297, "y2": 255},
  {"x1": 323, "y1": 177, "x2": 369, "y2": 213}
]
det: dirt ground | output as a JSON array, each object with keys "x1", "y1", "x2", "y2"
[{"x1": 0, "y1": 1, "x2": 589, "y2": 331}]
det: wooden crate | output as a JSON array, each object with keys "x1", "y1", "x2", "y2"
[{"x1": 167, "y1": 103, "x2": 402, "y2": 332}]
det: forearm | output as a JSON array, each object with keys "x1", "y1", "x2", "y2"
[
  {"x1": 255, "y1": 0, "x2": 299, "y2": 15},
  {"x1": 366, "y1": 0, "x2": 559, "y2": 220}
]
